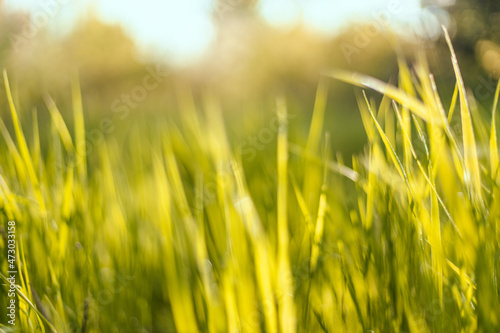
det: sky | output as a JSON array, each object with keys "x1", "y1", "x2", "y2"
[{"x1": 2, "y1": 0, "x2": 451, "y2": 65}]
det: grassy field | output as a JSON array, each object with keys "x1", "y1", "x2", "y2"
[{"x1": 1, "y1": 31, "x2": 500, "y2": 332}]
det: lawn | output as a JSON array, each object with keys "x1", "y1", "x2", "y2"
[{"x1": 1, "y1": 29, "x2": 499, "y2": 332}]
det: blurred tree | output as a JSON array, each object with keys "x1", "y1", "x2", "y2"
[
  {"x1": 448, "y1": 0, "x2": 500, "y2": 80},
  {"x1": 447, "y1": 0, "x2": 500, "y2": 53},
  {"x1": 212, "y1": 0, "x2": 258, "y2": 22},
  {"x1": 423, "y1": 0, "x2": 500, "y2": 94},
  {"x1": 2, "y1": 15, "x2": 152, "y2": 117}
]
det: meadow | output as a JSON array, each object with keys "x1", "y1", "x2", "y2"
[{"x1": 1, "y1": 29, "x2": 500, "y2": 332}]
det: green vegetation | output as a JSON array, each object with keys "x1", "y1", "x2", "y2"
[{"x1": 1, "y1": 31, "x2": 500, "y2": 332}]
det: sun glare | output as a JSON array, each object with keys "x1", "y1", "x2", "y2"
[{"x1": 1, "y1": 0, "x2": 449, "y2": 65}]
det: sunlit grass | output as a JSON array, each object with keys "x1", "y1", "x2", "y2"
[{"x1": 1, "y1": 32, "x2": 500, "y2": 332}]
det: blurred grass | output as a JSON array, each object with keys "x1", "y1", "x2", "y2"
[{"x1": 1, "y1": 32, "x2": 500, "y2": 333}]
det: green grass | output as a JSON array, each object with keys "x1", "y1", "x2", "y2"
[{"x1": 1, "y1": 33, "x2": 500, "y2": 332}]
